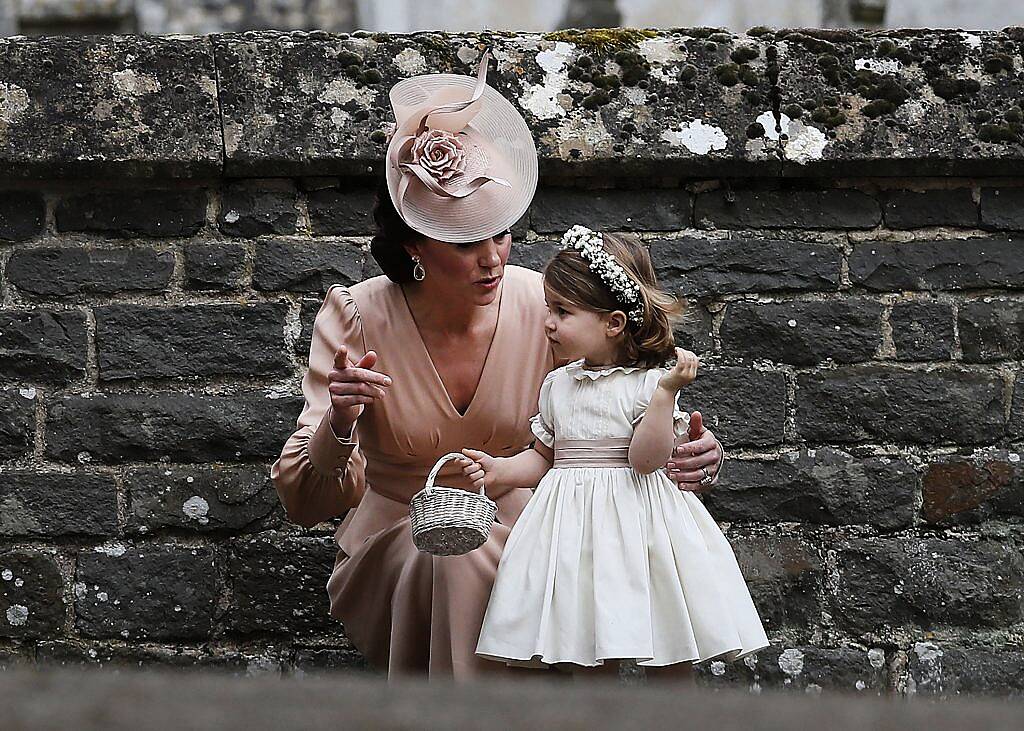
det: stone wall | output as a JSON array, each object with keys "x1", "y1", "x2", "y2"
[{"x1": 1, "y1": 28, "x2": 1023, "y2": 696}]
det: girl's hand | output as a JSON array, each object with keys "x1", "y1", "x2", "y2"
[
  {"x1": 658, "y1": 347, "x2": 699, "y2": 393},
  {"x1": 460, "y1": 448, "x2": 500, "y2": 491},
  {"x1": 328, "y1": 345, "x2": 391, "y2": 435}
]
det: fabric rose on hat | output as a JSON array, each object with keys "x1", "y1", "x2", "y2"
[{"x1": 410, "y1": 129, "x2": 467, "y2": 182}]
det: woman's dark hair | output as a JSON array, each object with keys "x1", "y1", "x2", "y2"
[
  {"x1": 544, "y1": 232, "x2": 684, "y2": 369},
  {"x1": 370, "y1": 179, "x2": 422, "y2": 283}
]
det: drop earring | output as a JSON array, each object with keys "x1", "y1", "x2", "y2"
[{"x1": 411, "y1": 255, "x2": 426, "y2": 281}]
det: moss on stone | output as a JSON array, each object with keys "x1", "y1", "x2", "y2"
[
  {"x1": 984, "y1": 53, "x2": 1014, "y2": 74},
  {"x1": 978, "y1": 123, "x2": 1021, "y2": 143},
  {"x1": 931, "y1": 76, "x2": 981, "y2": 101},
  {"x1": 582, "y1": 89, "x2": 611, "y2": 109},
  {"x1": 543, "y1": 28, "x2": 657, "y2": 55},
  {"x1": 731, "y1": 46, "x2": 760, "y2": 64},
  {"x1": 784, "y1": 103, "x2": 805, "y2": 119},
  {"x1": 715, "y1": 62, "x2": 740, "y2": 86},
  {"x1": 811, "y1": 106, "x2": 847, "y2": 128}
]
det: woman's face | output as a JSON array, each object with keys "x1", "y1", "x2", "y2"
[{"x1": 407, "y1": 231, "x2": 512, "y2": 306}]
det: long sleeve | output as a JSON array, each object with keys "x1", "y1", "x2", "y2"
[{"x1": 271, "y1": 284, "x2": 368, "y2": 528}]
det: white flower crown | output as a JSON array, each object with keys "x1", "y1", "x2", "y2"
[{"x1": 559, "y1": 225, "x2": 644, "y2": 325}]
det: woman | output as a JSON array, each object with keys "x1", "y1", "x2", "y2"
[{"x1": 271, "y1": 52, "x2": 726, "y2": 680}]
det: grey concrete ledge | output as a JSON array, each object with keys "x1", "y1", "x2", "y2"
[{"x1": 3, "y1": 28, "x2": 1024, "y2": 178}]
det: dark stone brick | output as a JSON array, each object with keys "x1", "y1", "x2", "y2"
[
  {"x1": 126, "y1": 464, "x2": 280, "y2": 534},
  {"x1": 219, "y1": 180, "x2": 298, "y2": 237},
  {"x1": 1012, "y1": 373, "x2": 1024, "y2": 438},
  {"x1": 0, "y1": 309, "x2": 87, "y2": 384},
  {"x1": 890, "y1": 300, "x2": 954, "y2": 361},
  {"x1": 883, "y1": 189, "x2": 977, "y2": 229},
  {"x1": 0, "y1": 191, "x2": 45, "y2": 241},
  {"x1": 56, "y1": 189, "x2": 207, "y2": 238},
  {"x1": 720, "y1": 299, "x2": 882, "y2": 365},
  {"x1": 254, "y1": 239, "x2": 364, "y2": 292},
  {"x1": 7, "y1": 246, "x2": 174, "y2": 297},
  {"x1": 289, "y1": 644, "x2": 370, "y2": 675},
  {"x1": 0, "y1": 390, "x2": 34, "y2": 461},
  {"x1": 295, "y1": 296, "x2": 323, "y2": 358},
  {"x1": 0, "y1": 472, "x2": 117, "y2": 537},
  {"x1": 921, "y1": 453, "x2": 1024, "y2": 525},
  {"x1": 36, "y1": 640, "x2": 251, "y2": 674},
  {"x1": 694, "y1": 189, "x2": 880, "y2": 230},
  {"x1": 45, "y1": 393, "x2": 302, "y2": 463},
  {"x1": 75, "y1": 545, "x2": 220, "y2": 641},
  {"x1": 0, "y1": 549, "x2": 64, "y2": 639},
  {"x1": 95, "y1": 303, "x2": 290, "y2": 380},
  {"x1": 959, "y1": 299, "x2": 1024, "y2": 362},
  {"x1": 849, "y1": 239, "x2": 1024, "y2": 292},
  {"x1": 683, "y1": 367, "x2": 787, "y2": 447},
  {"x1": 833, "y1": 538, "x2": 1024, "y2": 635},
  {"x1": 0, "y1": 647, "x2": 33, "y2": 670},
  {"x1": 909, "y1": 643, "x2": 1024, "y2": 698},
  {"x1": 226, "y1": 535, "x2": 343, "y2": 638},
  {"x1": 508, "y1": 240, "x2": 560, "y2": 273},
  {"x1": 674, "y1": 301, "x2": 714, "y2": 354},
  {"x1": 650, "y1": 238, "x2": 841, "y2": 297},
  {"x1": 307, "y1": 187, "x2": 375, "y2": 235},
  {"x1": 184, "y1": 242, "x2": 247, "y2": 291},
  {"x1": 796, "y1": 366, "x2": 1004, "y2": 445},
  {"x1": 980, "y1": 187, "x2": 1024, "y2": 230},
  {"x1": 731, "y1": 535, "x2": 822, "y2": 636},
  {"x1": 530, "y1": 188, "x2": 689, "y2": 233},
  {"x1": 707, "y1": 449, "x2": 916, "y2": 530},
  {"x1": 699, "y1": 646, "x2": 888, "y2": 694}
]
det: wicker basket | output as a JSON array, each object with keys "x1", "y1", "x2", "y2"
[{"x1": 410, "y1": 452, "x2": 497, "y2": 556}]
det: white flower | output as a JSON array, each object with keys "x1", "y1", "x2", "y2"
[{"x1": 559, "y1": 225, "x2": 644, "y2": 324}]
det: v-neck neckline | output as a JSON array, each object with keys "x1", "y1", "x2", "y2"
[{"x1": 398, "y1": 279, "x2": 506, "y2": 420}]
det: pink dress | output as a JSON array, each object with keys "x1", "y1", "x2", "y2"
[{"x1": 271, "y1": 266, "x2": 554, "y2": 680}]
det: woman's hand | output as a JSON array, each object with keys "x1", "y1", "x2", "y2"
[
  {"x1": 328, "y1": 345, "x2": 391, "y2": 436},
  {"x1": 665, "y1": 412, "x2": 723, "y2": 493},
  {"x1": 459, "y1": 448, "x2": 502, "y2": 491},
  {"x1": 658, "y1": 347, "x2": 700, "y2": 393}
]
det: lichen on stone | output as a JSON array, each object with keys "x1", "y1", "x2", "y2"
[{"x1": 542, "y1": 28, "x2": 658, "y2": 55}]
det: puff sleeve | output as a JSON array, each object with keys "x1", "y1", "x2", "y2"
[
  {"x1": 631, "y1": 368, "x2": 691, "y2": 439},
  {"x1": 528, "y1": 369, "x2": 558, "y2": 448},
  {"x1": 271, "y1": 285, "x2": 368, "y2": 527}
]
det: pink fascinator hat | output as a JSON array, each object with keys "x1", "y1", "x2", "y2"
[{"x1": 385, "y1": 50, "x2": 539, "y2": 244}]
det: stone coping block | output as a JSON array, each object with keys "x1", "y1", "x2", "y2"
[{"x1": 4, "y1": 28, "x2": 1024, "y2": 178}]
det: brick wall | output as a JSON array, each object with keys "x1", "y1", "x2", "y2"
[{"x1": 1, "y1": 29, "x2": 1023, "y2": 696}]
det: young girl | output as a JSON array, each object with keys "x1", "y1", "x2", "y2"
[{"x1": 461, "y1": 225, "x2": 768, "y2": 676}]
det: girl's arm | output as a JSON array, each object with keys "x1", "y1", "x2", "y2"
[
  {"x1": 461, "y1": 443, "x2": 553, "y2": 491},
  {"x1": 629, "y1": 348, "x2": 700, "y2": 475}
]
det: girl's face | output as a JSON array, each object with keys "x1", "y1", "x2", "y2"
[
  {"x1": 543, "y1": 285, "x2": 625, "y2": 364},
  {"x1": 407, "y1": 231, "x2": 511, "y2": 306}
]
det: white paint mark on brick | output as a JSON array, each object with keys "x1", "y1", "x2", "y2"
[
  {"x1": 183, "y1": 495, "x2": 210, "y2": 525},
  {"x1": 319, "y1": 77, "x2": 375, "y2": 107},
  {"x1": 779, "y1": 648, "x2": 804, "y2": 676},
  {"x1": 855, "y1": 58, "x2": 902, "y2": 74},
  {"x1": 961, "y1": 33, "x2": 982, "y2": 50},
  {"x1": 522, "y1": 42, "x2": 574, "y2": 121},
  {"x1": 394, "y1": 48, "x2": 427, "y2": 76},
  {"x1": 788, "y1": 319, "x2": 798, "y2": 327},
  {"x1": 710, "y1": 660, "x2": 726, "y2": 676},
  {"x1": 868, "y1": 648, "x2": 885, "y2": 669},
  {"x1": 1, "y1": 569, "x2": 11, "y2": 581},
  {"x1": 95, "y1": 542, "x2": 127, "y2": 557},
  {"x1": 661, "y1": 119, "x2": 728, "y2": 155},
  {"x1": 18, "y1": 388, "x2": 36, "y2": 400},
  {"x1": 96, "y1": 591, "x2": 108, "y2": 602},
  {"x1": 855, "y1": 680, "x2": 866, "y2": 690},
  {"x1": 6, "y1": 604, "x2": 28, "y2": 626},
  {"x1": 457, "y1": 47, "x2": 480, "y2": 65},
  {"x1": 112, "y1": 69, "x2": 161, "y2": 96}
]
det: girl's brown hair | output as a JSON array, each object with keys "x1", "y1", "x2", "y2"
[{"x1": 544, "y1": 232, "x2": 683, "y2": 369}]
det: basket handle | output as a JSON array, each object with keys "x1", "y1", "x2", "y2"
[{"x1": 424, "y1": 452, "x2": 486, "y2": 495}]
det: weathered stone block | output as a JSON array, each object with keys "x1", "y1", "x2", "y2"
[
  {"x1": 226, "y1": 535, "x2": 343, "y2": 638},
  {"x1": 254, "y1": 239, "x2": 364, "y2": 292},
  {"x1": 833, "y1": 538, "x2": 1024, "y2": 635},
  {"x1": 219, "y1": 180, "x2": 298, "y2": 237},
  {"x1": 95, "y1": 303, "x2": 290, "y2": 380},
  {"x1": 0, "y1": 549, "x2": 64, "y2": 639},
  {"x1": 0, "y1": 472, "x2": 117, "y2": 537},
  {"x1": 707, "y1": 449, "x2": 916, "y2": 530},
  {"x1": 0, "y1": 390, "x2": 34, "y2": 461},
  {"x1": 531, "y1": 187, "x2": 689, "y2": 233},
  {"x1": 890, "y1": 300, "x2": 954, "y2": 361},
  {"x1": 699, "y1": 646, "x2": 889, "y2": 694},
  {"x1": 36, "y1": 640, "x2": 251, "y2": 674},
  {"x1": 694, "y1": 189, "x2": 880, "y2": 229},
  {"x1": 0, "y1": 191, "x2": 45, "y2": 241},
  {"x1": 45, "y1": 393, "x2": 302, "y2": 463},
  {"x1": 7, "y1": 246, "x2": 174, "y2": 297},
  {"x1": 959, "y1": 299, "x2": 1024, "y2": 362},
  {"x1": 719, "y1": 299, "x2": 882, "y2": 365},
  {"x1": 508, "y1": 240, "x2": 560, "y2": 273},
  {"x1": 921, "y1": 453, "x2": 1024, "y2": 524},
  {"x1": 289, "y1": 644, "x2": 370, "y2": 675},
  {"x1": 76, "y1": 545, "x2": 220, "y2": 641},
  {"x1": 651, "y1": 238, "x2": 841, "y2": 297},
  {"x1": 56, "y1": 189, "x2": 207, "y2": 237},
  {"x1": 980, "y1": 187, "x2": 1024, "y2": 230},
  {"x1": 184, "y1": 242, "x2": 247, "y2": 291},
  {"x1": 849, "y1": 239, "x2": 1024, "y2": 291},
  {"x1": 683, "y1": 367, "x2": 787, "y2": 447},
  {"x1": 796, "y1": 366, "x2": 1004, "y2": 444},
  {"x1": 909, "y1": 643, "x2": 1024, "y2": 698},
  {"x1": 307, "y1": 186, "x2": 376, "y2": 236},
  {"x1": 126, "y1": 465, "x2": 280, "y2": 534},
  {"x1": 882, "y1": 189, "x2": 977, "y2": 229},
  {"x1": 0, "y1": 309, "x2": 87, "y2": 384},
  {"x1": 730, "y1": 534, "x2": 822, "y2": 636}
]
